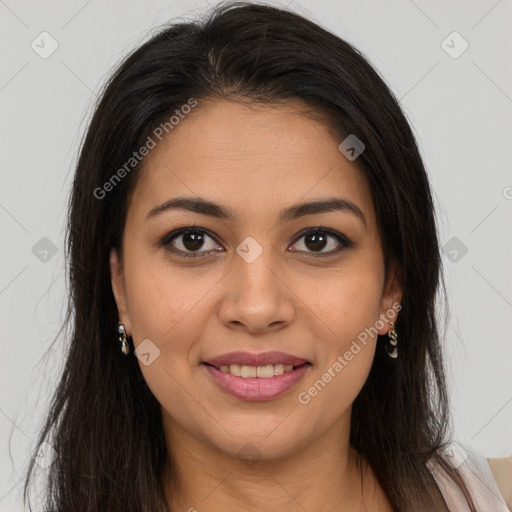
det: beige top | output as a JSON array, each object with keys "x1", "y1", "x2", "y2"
[{"x1": 427, "y1": 443, "x2": 512, "y2": 511}]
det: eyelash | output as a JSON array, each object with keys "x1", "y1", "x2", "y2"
[{"x1": 159, "y1": 226, "x2": 354, "y2": 259}]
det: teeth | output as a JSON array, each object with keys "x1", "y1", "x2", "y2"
[{"x1": 218, "y1": 363, "x2": 295, "y2": 378}]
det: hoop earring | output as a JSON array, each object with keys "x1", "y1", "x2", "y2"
[
  {"x1": 117, "y1": 322, "x2": 131, "y2": 356},
  {"x1": 385, "y1": 321, "x2": 398, "y2": 359}
]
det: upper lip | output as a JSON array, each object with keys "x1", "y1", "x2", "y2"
[{"x1": 203, "y1": 351, "x2": 309, "y2": 367}]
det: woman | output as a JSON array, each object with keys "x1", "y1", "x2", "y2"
[{"x1": 23, "y1": 2, "x2": 511, "y2": 511}]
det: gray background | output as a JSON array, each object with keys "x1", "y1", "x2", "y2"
[{"x1": 1, "y1": 0, "x2": 511, "y2": 509}]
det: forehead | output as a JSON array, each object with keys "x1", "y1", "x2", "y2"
[{"x1": 129, "y1": 98, "x2": 375, "y2": 227}]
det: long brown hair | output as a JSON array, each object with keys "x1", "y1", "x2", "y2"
[{"x1": 23, "y1": 2, "x2": 477, "y2": 510}]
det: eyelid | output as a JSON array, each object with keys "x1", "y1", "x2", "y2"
[
  {"x1": 159, "y1": 226, "x2": 222, "y2": 257},
  {"x1": 290, "y1": 227, "x2": 354, "y2": 257},
  {"x1": 292, "y1": 226, "x2": 352, "y2": 246},
  {"x1": 160, "y1": 226, "x2": 353, "y2": 258}
]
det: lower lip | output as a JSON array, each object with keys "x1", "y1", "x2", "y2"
[{"x1": 203, "y1": 363, "x2": 311, "y2": 401}]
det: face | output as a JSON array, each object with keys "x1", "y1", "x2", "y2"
[{"x1": 110, "y1": 98, "x2": 402, "y2": 463}]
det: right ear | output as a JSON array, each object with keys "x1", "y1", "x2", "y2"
[{"x1": 109, "y1": 248, "x2": 132, "y2": 335}]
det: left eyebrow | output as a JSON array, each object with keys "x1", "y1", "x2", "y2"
[{"x1": 145, "y1": 196, "x2": 367, "y2": 229}]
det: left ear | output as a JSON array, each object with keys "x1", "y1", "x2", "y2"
[
  {"x1": 378, "y1": 260, "x2": 403, "y2": 335},
  {"x1": 110, "y1": 247, "x2": 132, "y2": 335}
]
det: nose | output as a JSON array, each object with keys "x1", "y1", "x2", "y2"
[{"x1": 218, "y1": 246, "x2": 296, "y2": 334}]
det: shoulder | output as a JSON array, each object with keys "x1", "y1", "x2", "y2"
[
  {"x1": 488, "y1": 456, "x2": 512, "y2": 510},
  {"x1": 427, "y1": 443, "x2": 512, "y2": 511}
]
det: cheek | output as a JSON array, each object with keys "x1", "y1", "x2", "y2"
[
  {"x1": 295, "y1": 341, "x2": 375, "y2": 438},
  {"x1": 295, "y1": 272, "x2": 382, "y2": 419},
  {"x1": 294, "y1": 257, "x2": 383, "y2": 396},
  {"x1": 123, "y1": 257, "x2": 212, "y2": 425},
  {"x1": 296, "y1": 258, "x2": 384, "y2": 348},
  {"x1": 123, "y1": 252, "x2": 218, "y2": 346}
]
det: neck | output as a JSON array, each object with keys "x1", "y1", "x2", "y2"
[{"x1": 160, "y1": 411, "x2": 390, "y2": 512}]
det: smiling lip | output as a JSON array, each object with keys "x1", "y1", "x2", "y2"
[
  {"x1": 203, "y1": 362, "x2": 311, "y2": 401},
  {"x1": 203, "y1": 351, "x2": 309, "y2": 367}
]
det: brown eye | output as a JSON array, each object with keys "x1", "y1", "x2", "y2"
[
  {"x1": 161, "y1": 228, "x2": 222, "y2": 258},
  {"x1": 160, "y1": 226, "x2": 353, "y2": 260},
  {"x1": 289, "y1": 228, "x2": 353, "y2": 256}
]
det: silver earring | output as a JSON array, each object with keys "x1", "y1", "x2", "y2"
[
  {"x1": 385, "y1": 321, "x2": 398, "y2": 359},
  {"x1": 117, "y1": 322, "x2": 130, "y2": 356}
]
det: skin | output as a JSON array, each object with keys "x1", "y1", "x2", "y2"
[{"x1": 110, "y1": 98, "x2": 403, "y2": 511}]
